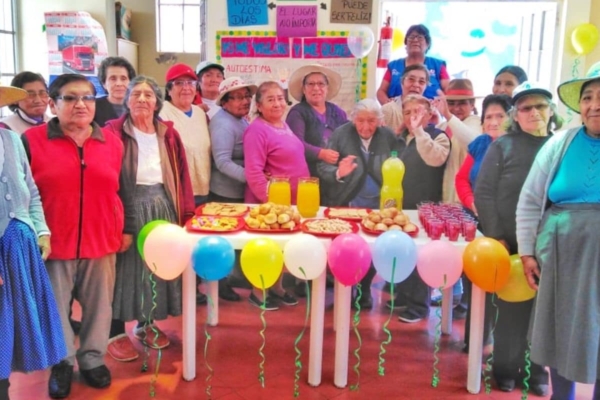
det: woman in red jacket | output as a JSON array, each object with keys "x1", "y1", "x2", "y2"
[
  {"x1": 455, "y1": 94, "x2": 512, "y2": 214},
  {"x1": 103, "y1": 75, "x2": 195, "y2": 363}
]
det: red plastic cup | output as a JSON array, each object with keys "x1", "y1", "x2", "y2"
[
  {"x1": 429, "y1": 219, "x2": 444, "y2": 240},
  {"x1": 463, "y1": 220, "x2": 477, "y2": 241},
  {"x1": 445, "y1": 219, "x2": 461, "y2": 241}
]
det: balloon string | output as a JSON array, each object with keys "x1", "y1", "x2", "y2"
[
  {"x1": 431, "y1": 274, "x2": 446, "y2": 388},
  {"x1": 204, "y1": 294, "x2": 215, "y2": 399},
  {"x1": 258, "y1": 275, "x2": 267, "y2": 388},
  {"x1": 566, "y1": 57, "x2": 581, "y2": 124},
  {"x1": 484, "y1": 292, "x2": 500, "y2": 395},
  {"x1": 521, "y1": 342, "x2": 532, "y2": 400},
  {"x1": 140, "y1": 265, "x2": 150, "y2": 374},
  {"x1": 293, "y1": 267, "x2": 310, "y2": 398},
  {"x1": 378, "y1": 257, "x2": 396, "y2": 376},
  {"x1": 349, "y1": 283, "x2": 362, "y2": 391},
  {"x1": 355, "y1": 58, "x2": 361, "y2": 103},
  {"x1": 147, "y1": 271, "x2": 162, "y2": 398}
]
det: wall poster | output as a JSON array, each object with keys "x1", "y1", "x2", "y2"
[{"x1": 215, "y1": 30, "x2": 368, "y2": 114}]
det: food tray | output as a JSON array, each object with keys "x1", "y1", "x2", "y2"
[
  {"x1": 301, "y1": 219, "x2": 359, "y2": 238},
  {"x1": 324, "y1": 207, "x2": 372, "y2": 221},
  {"x1": 244, "y1": 222, "x2": 301, "y2": 234},
  {"x1": 360, "y1": 223, "x2": 419, "y2": 238},
  {"x1": 196, "y1": 202, "x2": 248, "y2": 217},
  {"x1": 186, "y1": 216, "x2": 244, "y2": 234}
]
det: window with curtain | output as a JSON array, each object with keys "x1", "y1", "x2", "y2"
[
  {"x1": 156, "y1": 0, "x2": 205, "y2": 55},
  {"x1": 0, "y1": 0, "x2": 17, "y2": 116}
]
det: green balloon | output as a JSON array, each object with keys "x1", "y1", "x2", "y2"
[{"x1": 137, "y1": 220, "x2": 170, "y2": 259}]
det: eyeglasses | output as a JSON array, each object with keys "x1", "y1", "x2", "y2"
[
  {"x1": 173, "y1": 80, "x2": 198, "y2": 87},
  {"x1": 55, "y1": 95, "x2": 96, "y2": 103},
  {"x1": 305, "y1": 82, "x2": 328, "y2": 89},
  {"x1": 406, "y1": 34, "x2": 426, "y2": 42},
  {"x1": 517, "y1": 103, "x2": 549, "y2": 113},
  {"x1": 229, "y1": 94, "x2": 252, "y2": 101},
  {"x1": 26, "y1": 90, "x2": 49, "y2": 99}
]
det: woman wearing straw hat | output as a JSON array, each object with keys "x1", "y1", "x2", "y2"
[
  {"x1": 0, "y1": 72, "x2": 50, "y2": 133},
  {"x1": 517, "y1": 69, "x2": 600, "y2": 399},
  {"x1": 208, "y1": 76, "x2": 257, "y2": 303},
  {"x1": 0, "y1": 85, "x2": 66, "y2": 400},
  {"x1": 286, "y1": 64, "x2": 347, "y2": 205}
]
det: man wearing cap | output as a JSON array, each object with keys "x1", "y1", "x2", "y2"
[
  {"x1": 433, "y1": 79, "x2": 482, "y2": 204},
  {"x1": 194, "y1": 61, "x2": 225, "y2": 119}
]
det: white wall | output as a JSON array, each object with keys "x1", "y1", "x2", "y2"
[{"x1": 205, "y1": 1, "x2": 382, "y2": 98}]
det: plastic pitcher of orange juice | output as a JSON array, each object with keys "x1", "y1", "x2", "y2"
[
  {"x1": 267, "y1": 176, "x2": 291, "y2": 205},
  {"x1": 297, "y1": 177, "x2": 320, "y2": 217},
  {"x1": 380, "y1": 151, "x2": 405, "y2": 210}
]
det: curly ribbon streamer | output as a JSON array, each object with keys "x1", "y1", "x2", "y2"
[
  {"x1": 258, "y1": 275, "x2": 267, "y2": 388},
  {"x1": 293, "y1": 268, "x2": 310, "y2": 398},
  {"x1": 521, "y1": 342, "x2": 532, "y2": 400},
  {"x1": 140, "y1": 265, "x2": 150, "y2": 374},
  {"x1": 349, "y1": 283, "x2": 363, "y2": 391},
  {"x1": 378, "y1": 257, "x2": 396, "y2": 376},
  {"x1": 566, "y1": 57, "x2": 581, "y2": 124},
  {"x1": 484, "y1": 292, "x2": 500, "y2": 395},
  {"x1": 147, "y1": 268, "x2": 163, "y2": 398},
  {"x1": 431, "y1": 275, "x2": 447, "y2": 388},
  {"x1": 355, "y1": 58, "x2": 361, "y2": 103},
  {"x1": 204, "y1": 294, "x2": 215, "y2": 398}
]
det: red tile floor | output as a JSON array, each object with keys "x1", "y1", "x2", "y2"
[{"x1": 9, "y1": 280, "x2": 594, "y2": 400}]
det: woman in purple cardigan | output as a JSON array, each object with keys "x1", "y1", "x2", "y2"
[
  {"x1": 243, "y1": 81, "x2": 309, "y2": 309},
  {"x1": 286, "y1": 64, "x2": 347, "y2": 205}
]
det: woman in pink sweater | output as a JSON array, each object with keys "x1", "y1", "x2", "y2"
[{"x1": 243, "y1": 81, "x2": 309, "y2": 204}]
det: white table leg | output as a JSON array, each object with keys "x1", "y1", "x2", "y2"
[
  {"x1": 467, "y1": 285, "x2": 485, "y2": 394},
  {"x1": 206, "y1": 280, "x2": 219, "y2": 327},
  {"x1": 332, "y1": 279, "x2": 338, "y2": 332},
  {"x1": 441, "y1": 286, "x2": 453, "y2": 335},
  {"x1": 333, "y1": 284, "x2": 352, "y2": 388},
  {"x1": 182, "y1": 263, "x2": 196, "y2": 381},
  {"x1": 308, "y1": 271, "x2": 326, "y2": 387}
]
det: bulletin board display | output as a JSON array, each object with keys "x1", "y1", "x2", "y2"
[{"x1": 215, "y1": 30, "x2": 368, "y2": 114}]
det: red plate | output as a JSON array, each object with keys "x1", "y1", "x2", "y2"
[
  {"x1": 324, "y1": 207, "x2": 372, "y2": 221},
  {"x1": 244, "y1": 221, "x2": 301, "y2": 234},
  {"x1": 301, "y1": 219, "x2": 359, "y2": 238},
  {"x1": 186, "y1": 216, "x2": 244, "y2": 234},
  {"x1": 360, "y1": 223, "x2": 420, "y2": 238},
  {"x1": 195, "y1": 203, "x2": 248, "y2": 217}
]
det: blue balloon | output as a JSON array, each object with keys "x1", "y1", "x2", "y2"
[
  {"x1": 192, "y1": 236, "x2": 235, "y2": 281},
  {"x1": 372, "y1": 230, "x2": 417, "y2": 283}
]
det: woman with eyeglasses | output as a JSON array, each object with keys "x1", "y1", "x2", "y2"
[
  {"x1": 376, "y1": 24, "x2": 449, "y2": 104},
  {"x1": 1, "y1": 72, "x2": 50, "y2": 133},
  {"x1": 104, "y1": 75, "x2": 194, "y2": 363},
  {"x1": 474, "y1": 82, "x2": 561, "y2": 396},
  {"x1": 21, "y1": 73, "x2": 129, "y2": 398},
  {"x1": 286, "y1": 64, "x2": 347, "y2": 206}
]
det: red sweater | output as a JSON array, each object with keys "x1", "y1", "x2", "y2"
[
  {"x1": 23, "y1": 119, "x2": 124, "y2": 259},
  {"x1": 455, "y1": 154, "x2": 475, "y2": 209}
]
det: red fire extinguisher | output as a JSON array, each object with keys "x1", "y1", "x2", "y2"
[{"x1": 377, "y1": 16, "x2": 393, "y2": 69}]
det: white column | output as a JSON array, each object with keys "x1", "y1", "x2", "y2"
[
  {"x1": 467, "y1": 285, "x2": 486, "y2": 394},
  {"x1": 307, "y1": 270, "x2": 326, "y2": 387},
  {"x1": 333, "y1": 284, "x2": 352, "y2": 388}
]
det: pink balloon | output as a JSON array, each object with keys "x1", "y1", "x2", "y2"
[
  {"x1": 328, "y1": 233, "x2": 372, "y2": 286},
  {"x1": 417, "y1": 240, "x2": 463, "y2": 289},
  {"x1": 143, "y1": 224, "x2": 192, "y2": 281}
]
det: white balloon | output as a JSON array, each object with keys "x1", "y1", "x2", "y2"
[
  {"x1": 144, "y1": 224, "x2": 192, "y2": 281},
  {"x1": 283, "y1": 234, "x2": 327, "y2": 280},
  {"x1": 347, "y1": 26, "x2": 375, "y2": 59}
]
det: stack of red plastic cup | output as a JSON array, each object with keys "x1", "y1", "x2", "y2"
[{"x1": 417, "y1": 202, "x2": 477, "y2": 241}]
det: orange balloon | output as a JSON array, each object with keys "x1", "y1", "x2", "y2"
[{"x1": 463, "y1": 238, "x2": 511, "y2": 293}]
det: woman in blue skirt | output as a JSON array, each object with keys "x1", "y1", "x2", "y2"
[{"x1": 0, "y1": 86, "x2": 66, "y2": 400}]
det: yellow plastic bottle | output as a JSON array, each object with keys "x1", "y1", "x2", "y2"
[{"x1": 380, "y1": 151, "x2": 405, "y2": 210}]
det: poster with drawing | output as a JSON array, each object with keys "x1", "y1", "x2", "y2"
[
  {"x1": 215, "y1": 31, "x2": 368, "y2": 114},
  {"x1": 44, "y1": 12, "x2": 109, "y2": 94}
]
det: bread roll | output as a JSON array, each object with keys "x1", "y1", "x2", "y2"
[
  {"x1": 246, "y1": 218, "x2": 260, "y2": 229},
  {"x1": 382, "y1": 218, "x2": 394, "y2": 226},
  {"x1": 278, "y1": 213, "x2": 291, "y2": 224},
  {"x1": 388, "y1": 225, "x2": 402, "y2": 230},
  {"x1": 264, "y1": 213, "x2": 277, "y2": 224},
  {"x1": 380, "y1": 209, "x2": 393, "y2": 219},
  {"x1": 403, "y1": 223, "x2": 417, "y2": 233},
  {"x1": 259, "y1": 203, "x2": 271, "y2": 214},
  {"x1": 249, "y1": 207, "x2": 260, "y2": 217},
  {"x1": 281, "y1": 221, "x2": 296, "y2": 230},
  {"x1": 369, "y1": 213, "x2": 382, "y2": 223},
  {"x1": 270, "y1": 223, "x2": 280, "y2": 229},
  {"x1": 375, "y1": 223, "x2": 388, "y2": 231},
  {"x1": 393, "y1": 214, "x2": 407, "y2": 226},
  {"x1": 259, "y1": 222, "x2": 269, "y2": 230}
]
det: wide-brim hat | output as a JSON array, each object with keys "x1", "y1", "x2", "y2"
[
  {"x1": 512, "y1": 81, "x2": 553, "y2": 106},
  {"x1": 445, "y1": 79, "x2": 475, "y2": 100},
  {"x1": 196, "y1": 60, "x2": 224, "y2": 76},
  {"x1": 216, "y1": 77, "x2": 258, "y2": 106},
  {"x1": 0, "y1": 86, "x2": 27, "y2": 108},
  {"x1": 557, "y1": 68, "x2": 600, "y2": 113},
  {"x1": 288, "y1": 64, "x2": 342, "y2": 102}
]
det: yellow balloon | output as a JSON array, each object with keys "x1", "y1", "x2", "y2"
[
  {"x1": 241, "y1": 238, "x2": 284, "y2": 290},
  {"x1": 571, "y1": 23, "x2": 599, "y2": 55},
  {"x1": 497, "y1": 255, "x2": 536, "y2": 302},
  {"x1": 392, "y1": 28, "x2": 404, "y2": 52}
]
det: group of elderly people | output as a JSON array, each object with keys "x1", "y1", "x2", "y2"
[{"x1": 0, "y1": 21, "x2": 599, "y2": 398}]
